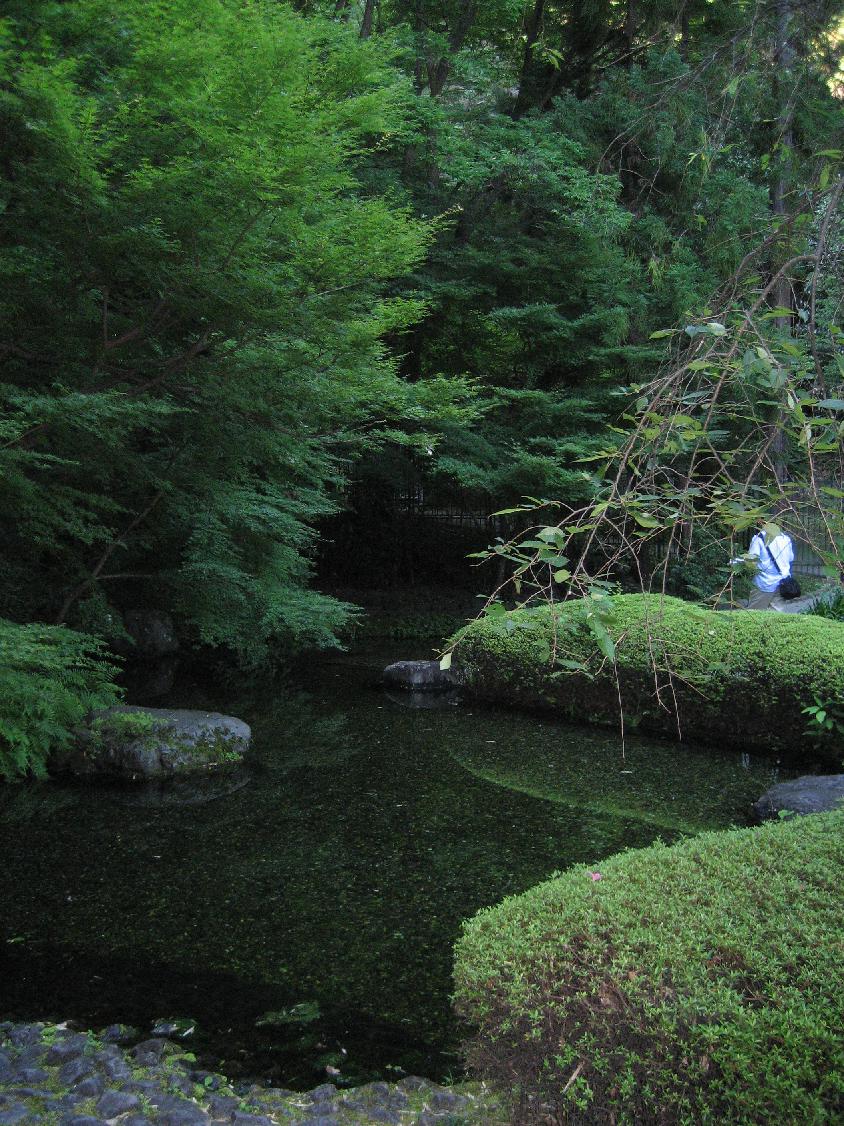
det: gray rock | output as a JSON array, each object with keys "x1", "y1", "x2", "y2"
[
  {"x1": 47, "y1": 1033, "x2": 90, "y2": 1063},
  {"x1": 429, "y1": 1090, "x2": 470, "y2": 1113},
  {"x1": 53, "y1": 708, "x2": 251, "y2": 781},
  {"x1": 60, "y1": 1118, "x2": 108, "y2": 1126},
  {"x1": 98, "y1": 1023, "x2": 139, "y2": 1045},
  {"x1": 207, "y1": 1095, "x2": 240, "y2": 1118},
  {"x1": 189, "y1": 1071, "x2": 224, "y2": 1092},
  {"x1": 102, "y1": 1056, "x2": 132, "y2": 1081},
  {"x1": 231, "y1": 1114, "x2": 275, "y2": 1126},
  {"x1": 14, "y1": 1043, "x2": 48, "y2": 1067},
  {"x1": 308, "y1": 1084, "x2": 338, "y2": 1103},
  {"x1": 45, "y1": 1098, "x2": 79, "y2": 1113},
  {"x1": 354, "y1": 1082, "x2": 391, "y2": 1100},
  {"x1": 7, "y1": 1026, "x2": 42, "y2": 1048},
  {"x1": 383, "y1": 660, "x2": 457, "y2": 693},
  {"x1": 131, "y1": 1037, "x2": 169, "y2": 1063},
  {"x1": 91, "y1": 1044, "x2": 121, "y2": 1062},
  {"x1": 75, "y1": 1075, "x2": 106, "y2": 1098},
  {"x1": 150, "y1": 1094, "x2": 203, "y2": 1114},
  {"x1": 59, "y1": 1056, "x2": 95, "y2": 1085},
  {"x1": 168, "y1": 1073, "x2": 198, "y2": 1097},
  {"x1": 123, "y1": 1079, "x2": 162, "y2": 1098},
  {"x1": 0, "y1": 1110, "x2": 30, "y2": 1126},
  {"x1": 753, "y1": 774, "x2": 844, "y2": 820},
  {"x1": 150, "y1": 1017, "x2": 196, "y2": 1039},
  {"x1": 16, "y1": 1066, "x2": 49, "y2": 1083},
  {"x1": 97, "y1": 1090, "x2": 140, "y2": 1117},
  {"x1": 364, "y1": 1109, "x2": 402, "y2": 1125},
  {"x1": 158, "y1": 1108, "x2": 211, "y2": 1126},
  {"x1": 398, "y1": 1077, "x2": 434, "y2": 1093}
]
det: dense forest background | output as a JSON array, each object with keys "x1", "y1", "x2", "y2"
[{"x1": 1, "y1": 0, "x2": 843, "y2": 773}]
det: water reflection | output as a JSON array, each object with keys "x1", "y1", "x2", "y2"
[{"x1": 0, "y1": 643, "x2": 790, "y2": 1086}]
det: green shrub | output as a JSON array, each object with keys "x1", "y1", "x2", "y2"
[
  {"x1": 452, "y1": 594, "x2": 844, "y2": 762},
  {"x1": 808, "y1": 589, "x2": 844, "y2": 623},
  {"x1": 0, "y1": 619, "x2": 121, "y2": 779},
  {"x1": 454, "y1": 811, "x2": 844, "y2": 1124}
]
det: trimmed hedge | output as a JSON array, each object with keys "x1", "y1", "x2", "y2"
[
  {"x1": 452, "y1": 594, "x2": 844, "y2": 762},
  {"x1": 454, "y1": 811, "x2": 844, "y2": 1124}
]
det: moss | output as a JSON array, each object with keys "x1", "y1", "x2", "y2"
[
  {"x1": 86, "y1": 710, "x2": 159, "y2": 761},
  {"x1": 452, "y1": 594, "x2": 844, "y2": 761},
  {"x1": 454, "y1": 810, "x2": 844, "y2": 1125}
]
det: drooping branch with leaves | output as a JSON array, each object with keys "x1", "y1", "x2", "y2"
[{"x1": 467, "y1": 161, "x2": 843, "y2": 613}]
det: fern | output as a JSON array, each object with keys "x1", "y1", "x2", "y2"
[{"x1": 0, "y1": 619, "x2": 121, "y2": 779}]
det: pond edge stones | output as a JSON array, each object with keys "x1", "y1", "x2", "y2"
[
  {"x1": 382, "y1": 660, "x2": 457, "y2": 692},
  {"x1": 0, "y1": 1020, "x2": 502, "y2": 1126},
  {"x1": 50, "y1": 706, "x2": 251, "y2": 781},
  {"x1": 753, "y1": 774, "x2": 844, "y2": 821}
]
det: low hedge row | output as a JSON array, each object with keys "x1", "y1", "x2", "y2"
[
  {"x1": 453, "y1": 811, "x2": 844, "y2": 1124},
  {"x1": 451, "y1": 594, "x2": 844, "y2": 762}
]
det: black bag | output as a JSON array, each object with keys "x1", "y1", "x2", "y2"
[
  {"x1": 777, "y1": 574, "x2": 802, "y2": 600},
  {"x1": 762, "y1": 538, "x2": 802, "y2": 600}
]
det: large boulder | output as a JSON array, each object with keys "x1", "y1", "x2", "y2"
[
  {"x1": 51, "y1": 706, "x2": 250, "y2": 781},
  {"x1": 753, "y1": 774, "x2": 844, "y2": 821},
  {"x1": 382, "y1": 659, "x2": 457, "y2": 692}
]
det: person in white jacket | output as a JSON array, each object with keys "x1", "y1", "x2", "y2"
[{"x1": 738, "y1": 524, "x2": 795, "y2": 610}]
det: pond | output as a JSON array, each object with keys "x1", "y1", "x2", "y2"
[{"x1": 0, "y1": 639, "x2": 794, "y2": 1089}]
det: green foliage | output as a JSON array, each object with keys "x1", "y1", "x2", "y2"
[
  {"x1": 0, "y1": 618, "x2": 120, "y2": 778},
  {"x1": 3, "y1": 0, "x2": 843, "y2": 654},
  {"x1": 0, "y1": 0, "x2": 468, "y2": 661},
  {"x1": 809, "y1": 590, "x2": 844, "y2": 622},
  {"x1": 802, "y1": 695, "x2": 844, "y2": 750},
  {"x1": 454, "y1": 810, "x2": 844, "y2": 1125},
  {"x1": 452, "y1": 594, "x2": 844, "y2": 761}
]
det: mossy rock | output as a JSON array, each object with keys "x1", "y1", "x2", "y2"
[
  {"x1": 51, "y1": 706, "x2": 250, "y2": 781},
  {"x1": 454, "y1": 810, "x2": 844, "y2": 1124},
  {"x1": 452, "y1": 594, "x2": 844, "y2": 762}
]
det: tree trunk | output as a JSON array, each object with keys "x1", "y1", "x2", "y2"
[
  {"x1": 679, "y1": 3, "x2": 690, "y2": 61},
  {"x1": 334, "y1": 0, "x2": 351, "y2": 19},
  {"x1": 360, "y1": 0, "x2": 376, "y2": 38},
  {"x1": 513, "y1": 0, "x2": 546, "y2": 118},
  {"x1": 770, "y1": 0, "x2": 795, "y2": 483},
  {"x1": 425, "y1": 0, "x2": 477, "y2": 96},
  {"x1": 624, "y1": 0, "x2": 637, "y2": 67}
]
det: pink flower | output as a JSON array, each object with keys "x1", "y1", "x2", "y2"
[{"x1": 588, "y1": 871, "x2": 603, "y2": 881}]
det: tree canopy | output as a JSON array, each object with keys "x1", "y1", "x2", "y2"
[{"x1": 1, "y1": 0, "x2": 843, "y2": 774}]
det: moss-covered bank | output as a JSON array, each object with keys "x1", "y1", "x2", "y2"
[
  {"x1": 454, "y1": 810, "x2": 844, "y2": 1125},
  {"x1": 452, "y1": 594, "x2": 844, "y2": 761}
]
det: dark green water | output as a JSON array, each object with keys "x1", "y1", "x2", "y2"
[{"x1": 0, "y1": 641, "x2": 793, "y2": 1088}]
